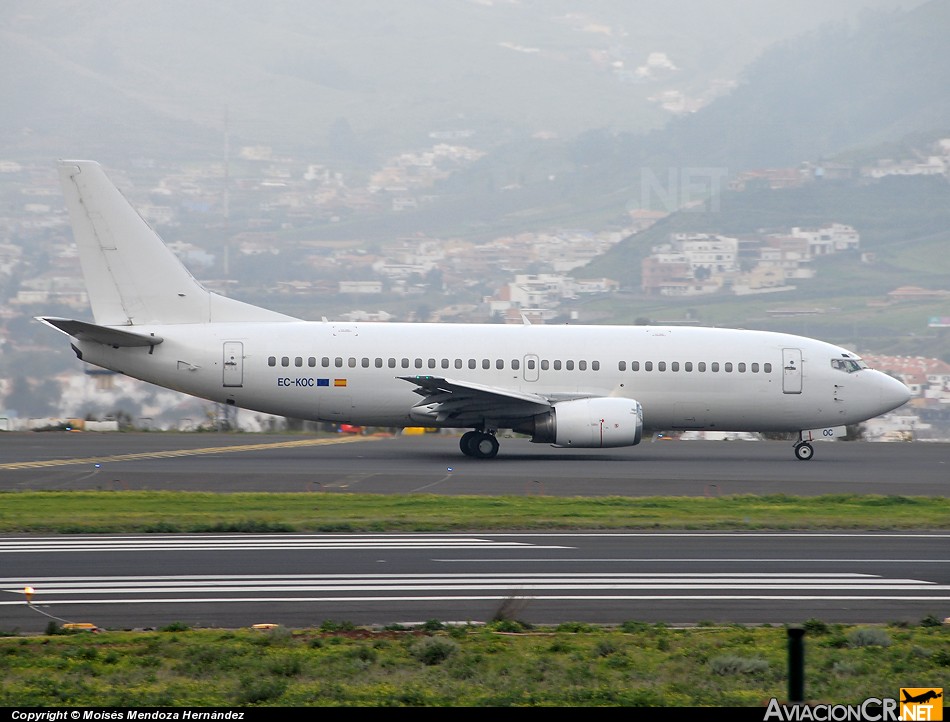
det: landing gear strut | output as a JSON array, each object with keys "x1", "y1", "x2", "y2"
[{"x1": 460, "y1": 430, "x2": 500, "y2": 459}]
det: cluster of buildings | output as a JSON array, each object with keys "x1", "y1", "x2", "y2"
[
  {"x1": 641, "y1": 223, "x2": 861, "y2": 297},
  {"x1": 1, "y1": 136, "x2": 948, "y2": 436},
  {"x1": 860, "y1": 354, "x2": 950, "y2": 442},
  {"x1": 728, "y1": 138, "x2": 950, "y2": 191}
]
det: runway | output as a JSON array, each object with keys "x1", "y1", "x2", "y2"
[
  {"x1": 3, "y1": 433, "x2": 947, "y2": 630},
  {"x1": 1, "y1": 432, "x2": 948, "y2": 495},
  {"x1": 1, "y1": 532, "x2": 947, "y2": 632}
]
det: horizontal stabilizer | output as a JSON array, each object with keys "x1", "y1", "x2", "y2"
[{"x1": 38, "y1": 317, "x2": 163, "y2": 347}]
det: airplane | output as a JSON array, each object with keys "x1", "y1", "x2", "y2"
[
  {"x1": 39, "y1": 160, "x2": 911, "y2": 460},
  {"x1": 902, "y1": 690, "x2": 942, "y2": 705}
]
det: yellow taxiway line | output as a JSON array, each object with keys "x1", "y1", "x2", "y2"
[{"x1": 0, "y1": 436, "x2": 377, "y2": 470}]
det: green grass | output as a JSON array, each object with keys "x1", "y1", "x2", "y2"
[
  {"x1": 2, "y1": 491, "x2": 947, "y2": 707},
  {"x1": 0, "y1": 491, "x2": 948, "y2": 533},
  {"x1": 1, "y1": 622, "x2": 946, "y2": 706}
]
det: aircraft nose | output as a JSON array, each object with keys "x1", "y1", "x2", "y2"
[{"x1": 879, "y1": 373, "x2": 911, "y2": 413}]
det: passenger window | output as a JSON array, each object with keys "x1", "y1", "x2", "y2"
[
  {"x1": 685, "y1": 362, "x2": 693, "y2": 372},
  {"x1": 496, "y1": 359, "x2": 504, "y2": 370},
  {"x1": 658, "y1": 362, "x2": 666, "y2": 372},
  {"x1": 527, "y1": 359, "x2": 536, "y2": 369},
  {"x1": 455, "y1": 359, "x2": 463, "y2": 369},
  {"x1": 482, "y1": 359, "x2": 490, "y2": 369},
  {"x1": 308, "y1": 357, "x2": 316, "y2": 367},
  {"x1": 724, "y1": 363, "x2": 733, "y2": 372},
  {"x1": 579, "y1": 360, "x2": 587, "y2": 371},
  {"x1": 698, "y1": 362, "x2": 706, "y2": 372},
  {"x1": 322, "y1": 357, "x2": 330, "y2": 367},
  {"x1": 428, "y1": 358, "x2": 436, "y2": 369},
  {"x1": 619, "y1": 361, "x2": 626, "y2": 371},
  {"x1": 268, "y1": 356, "x2": 276, "y2": 367},
  {"x1": 711, "y1": 362, "x2": 720, "y2": 372},
  {"x1": 566, "y1": 360, "x2": 575, "y2": 371},
  {"x1": 632, "y1": 361, "x2": 640, "y2": 371},
  {"x1": 764, "y1": 363, "x2": 772, "y2": 373},
  {"x1": 671, "y1": 362, "x2": 679, "y2": 372},
  {"x1": 512, "y1": 359, "x2": 520, "y2": 370},
  {"x1": 401, "y1": 358, "x2": 410, "y2": 368},
  {"x1": 554, "y1": 360, "x2": 562, "y2": 370},
  {"x1": 738, "y1": 363, "x2": 746, "y2": 372},
  {"x1": 375, "y1": 358, "x2": 383, "y2": 368},
  {"x1": 414, "y1": 358, "x2": 423, "y2": 369},
  {"x1": 295, "y1": 357, "x2": 303, "y2": 367},
  {"x1": 540, "y1": 360, "x2": 549, "y2": 370},
  {"x1": 388, "y1": 358, "x2": 396, "y2": 368},
  {"x1": 751, "y1": 363, "x2": 759, "y2": 373},
  {"x1": 281, "y1": 357, "x2": 290, "y2": 367},
  {"x1": 348, "y1": 357, "x2": 357, "y2": 368},
  {"x1": 592, "y1": 361, "x2": 600, "y2": 371},
  {"x1": 645, "y1": 361, "x2": 653, "y2": 371},
  {"x1": 361, "y1": 358, "x2": 370, "y2": 368},
  {"x1": 442, "y1": 359, "x2": 450, "y2": 369},
  {"x1": 468, "y1": 359, "x2": 476, "y2": 369}
]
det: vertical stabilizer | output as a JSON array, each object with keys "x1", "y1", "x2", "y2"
[{"x1": 58, "y1": 160, "x2": 296, "y2": 325}]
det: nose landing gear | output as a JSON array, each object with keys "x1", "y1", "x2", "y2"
[{"x1": 794, "y1": 440, "x2": 814, "y2": 461}]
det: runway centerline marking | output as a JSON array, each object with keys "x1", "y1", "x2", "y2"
[{"x1": 0, "y1": 435, "x2": 376, "y2": 470}]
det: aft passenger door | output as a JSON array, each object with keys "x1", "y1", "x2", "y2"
[
  {"x1": 222, "y1": 341, "x2": 244, "y2": 388},
  {"x1": 782, "y1": 348, "x2": 802, "y2": 394}
]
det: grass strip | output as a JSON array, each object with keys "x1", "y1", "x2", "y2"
[
  {"x1": 0, "y1": 491, "x2": 948, "y2": 533},
  {"x1": 1, "y1": 621, "x2": 947, "y2": 706}
]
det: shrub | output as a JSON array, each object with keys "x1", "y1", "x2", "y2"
[
  {"x1": 159, "y1": 622, "x2": 190, "y2": 632},
  {"x1": 709, "y1": 655, "x2": 770, "y2": 677},
  {"x1": 847, "y1": 628, "x2": 891, "y2": 648},
  {"x1": 410, "y1": 636, "x2": 459, "y2": 665},
  {"x1": 234, "y1": 676, "x2": 287, "y2": 705}
]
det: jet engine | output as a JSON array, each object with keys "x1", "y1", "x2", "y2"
[{"x1": 513, "y1": 397, "x2": 643, "y2": 448}]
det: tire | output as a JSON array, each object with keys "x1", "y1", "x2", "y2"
[
  {"x1": 794, "y1": 442, "x2": 814, "y2": 461},
  {"x1": 459, "y1": 431, "x2": 479, "y2": 457},
  {"x1": 472, "y1": 433, "x2": 499, "y2": 459}
]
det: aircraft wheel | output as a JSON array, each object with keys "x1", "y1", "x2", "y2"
[
  {"x1": 794, "y1": 442, "x2": 814, "y2": 461},
  {"x1": 459, "y1": 431, "x2": 479, "y2": 457},
  {"x1": 471, "y1": 433, "x2": 500, "y2": 459}
]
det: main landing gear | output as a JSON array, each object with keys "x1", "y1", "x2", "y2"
[
  {"x1": 793, "y1": 440, "x2": 814, "y2": 461},
  {"x1": 460, "y1": 430, "x2": 499, "y2": 459}
]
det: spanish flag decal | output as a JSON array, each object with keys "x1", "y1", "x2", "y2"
[{"x1": 334, "y1": 378, "x2": 347, "y2": 387}]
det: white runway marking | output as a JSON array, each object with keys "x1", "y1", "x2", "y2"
[{"x1": 0, "y1": 535, "x2": 568, "y2": 553}]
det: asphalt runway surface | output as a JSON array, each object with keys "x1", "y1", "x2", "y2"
[
  {"x1": 2, "y1": 432, "x2": 948, "y2": 630},
  {"x1": 1, "y1": 431, "x2": 948, "y2": 496},
  {"x1": 2, "y1": 532, "x2": 948, "y2": 632}
]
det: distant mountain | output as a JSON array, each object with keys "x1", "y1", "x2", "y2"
[
  {"x1": 646, "y1": 0, "x2": 950, "y2": 170},
  {"x1": 0, "y1": 0, "x2": 919, "y2": 163}
]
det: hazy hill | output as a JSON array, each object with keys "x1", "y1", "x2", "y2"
[
  {"x1": 651, "y1": 0, "x2": 950, "y2": 169},
  {"x1": 0, "y1": 0, "x2": 919, "y2": 162}
]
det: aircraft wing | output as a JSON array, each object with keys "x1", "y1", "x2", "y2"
[
  {"x1": 398, "y1": 375, "x2": 552, "y2": 425},
  {"x1": 37, "y1": 317, "x2": 163, "y2": 347}
]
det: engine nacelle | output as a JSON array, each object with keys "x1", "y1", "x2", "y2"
[{"x1": 515, "y1": 397, "x2": 643, "y2": 448}]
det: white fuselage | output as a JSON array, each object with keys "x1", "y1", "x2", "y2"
[{"x1": 74, "y1": 321, "x2": 909, "y2": 434}]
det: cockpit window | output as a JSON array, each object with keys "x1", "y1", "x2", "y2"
[{"x1": 831, "y1": 358, "x2": 866, "y2": 373}]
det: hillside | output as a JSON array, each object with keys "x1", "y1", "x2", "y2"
[
  {"x1": 651, "y1": 0, "x2": 950, "y2": 169},
  {"x1": 0, "y1": 0, "x2": 920, "y2": 163}
]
